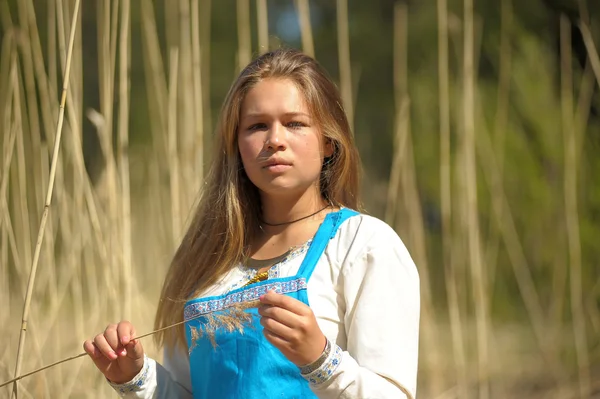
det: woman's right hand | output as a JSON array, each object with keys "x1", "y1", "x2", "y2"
[{"x1": 83, "y1": 321, "x2": 145, "y2": 384}]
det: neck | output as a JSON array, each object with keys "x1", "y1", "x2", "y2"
[{"x1": 260, "y1": 188, "x2": 328, "y2": 227}]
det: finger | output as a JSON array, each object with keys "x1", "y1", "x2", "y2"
[
  {"x1": 83, "y1": 340, "x2": 113, "y2": 373},
  {"x1": 125, "y1": 337, "x2": 144, "y2": 360},
  {"x1": 103, "y1": 324, "x2": 124, "y2": 356},
  {"x1": 258, "y1": 304, "x2": 298, "y2": 328},
  {"x1": 83, "y1": 339, "x2": 101, "y2": 359},
  {"x1": 259, "y1": 290, "x2": 308, "y2": 315},
  {"x1": 263, "y1": 328, "x2": 289, "y2": 348},
  {"x1": 93, "y1": 333, "x2": 118, "y2": 360},
  {"x1": 260, "y1": 315, "x2": 295, "y2": 339},
  {"x1": 117, "y1": 321, "x2": 136, "y2": 346},
  {"x1": 116, "y1": 321, "x2": 139, "y2": 358}
]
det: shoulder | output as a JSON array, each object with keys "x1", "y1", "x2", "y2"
[
  {"x1": 328, "y1": 211, "x2": 420, "y2": 290},
  {"x1": 334, "y1": 211, "x2": 404, "y2": 252},
  {"x1": 327, "y1": 211, "x2": 415, "y2": 270}
]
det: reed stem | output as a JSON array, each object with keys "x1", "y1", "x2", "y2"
[
  {"x1": 295, "y1": 0, "x2": 314, "y2": 57},
  {"x1": 11, "y1": 1, "x2": 81, "y2": 397}
]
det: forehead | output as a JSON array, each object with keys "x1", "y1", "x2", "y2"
[{"x1": 241, "y1": 78, "x2": 309, "y2": 116}]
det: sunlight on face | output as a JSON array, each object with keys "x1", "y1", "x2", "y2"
[{"x1": 238, "y1": 78, "x2": 333, "y2": 199}]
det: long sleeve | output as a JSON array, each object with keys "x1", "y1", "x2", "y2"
[
  {"x1": 306, "y1": 221, "x2": 420, "y2": 399},
  {"x1": 108, "y1": 346, "x2": 192, "y2": 398}
]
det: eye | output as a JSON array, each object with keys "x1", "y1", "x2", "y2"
[
  {"x1": 287, "y1": 121, "x2": 305, "y2": 129},
  {"x1": 247, "y1": 123, "x2": 267, "y2": 131}
]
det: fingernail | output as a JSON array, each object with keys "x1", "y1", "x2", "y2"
[
  {"x1": 120, "y1": 349, "x2": 127, "y2": 356},
  {"x1": 122, "y1": 336, "x2": 129, "y2": 344}
]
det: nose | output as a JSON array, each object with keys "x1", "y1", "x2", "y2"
[{"x1": 264, "y1": 122, "x2": 287, "y2": 151}]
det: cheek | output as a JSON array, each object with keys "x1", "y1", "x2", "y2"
[{"x1": 237, "y1": 137, "x2": 255, "y2": 165}]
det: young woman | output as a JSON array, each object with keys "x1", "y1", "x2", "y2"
[{"x1": 84, "y1": 48, "x2": 420, "y2": 398}]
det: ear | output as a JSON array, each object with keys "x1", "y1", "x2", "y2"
[{"x1": 323, "y1": 138, "x2": 334, "y2": 158}]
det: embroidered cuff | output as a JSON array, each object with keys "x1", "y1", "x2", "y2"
[
  {"x1": 301, "y1": 343, "x2": 343, "y2": 386},
  {"x1": 299, "y1": 338, "x2": 332, "y2": 375},
  {"x1": 108, "y1": 354, "x2": 150, "y2": 396}
]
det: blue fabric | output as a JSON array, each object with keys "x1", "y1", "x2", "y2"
[{"x1": 184, "y1": 209, "x2": 358, "y2": 398}]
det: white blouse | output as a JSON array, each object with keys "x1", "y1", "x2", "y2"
[{"x1": 109, "y1": 214, "x2": 420, "y2": 398}]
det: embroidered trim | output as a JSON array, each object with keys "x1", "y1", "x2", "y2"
[
  {"x1": 108, "y1": 354, "x2": 149, "y2": 394},
  {"x1": 303, "y1": 344, "x2": 343, "y2": 386},
  {"x1": 299, "y1": 338, "x2": 332, "y2": 375},
  {"x1": 184, "y1": 278, "x2": 308, "y2": 320},
  {"x1": 232, "y1": 239, "x2": 313, "y2": 290}
]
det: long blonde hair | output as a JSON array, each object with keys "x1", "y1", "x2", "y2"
[{"x1": 154, "y1": 48, "x2": 361, "y2": 350}]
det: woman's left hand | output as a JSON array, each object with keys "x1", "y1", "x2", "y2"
[{"x1": 259, "y1": 290, "x2": 326, "y2": 367}]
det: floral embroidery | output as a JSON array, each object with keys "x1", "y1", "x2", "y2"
[
  {"x1": 231, "y1": 239, "x2": 313, "y2": 290},
  {"x1": 303, "y1": 344, "x2": 343, "y2": 386},
  {"x1": 109, "y1": 354, "x2": 149, "y2": 395},
  {"x1": 184, "y1": 278, "x2": 308, "y2": 320}
]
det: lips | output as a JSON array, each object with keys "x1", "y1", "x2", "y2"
[
  {"x1": 263, "y1": 158, "x2": 292, "y2": 168},
  {"x1": 262, "y1": 158, "x2": 292, "y2": 173}
]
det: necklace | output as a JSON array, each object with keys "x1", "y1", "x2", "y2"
[{"x1": 260, "y1": 204, "x2": 330, "y2": 227}]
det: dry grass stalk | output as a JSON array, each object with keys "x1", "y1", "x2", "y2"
[
  {"x1": 336, "y1": 0, "x2": 353, "y2": 132},
  {"x1": 200, "y1": 0, "x2": 212, "y2": 139},
  {"x1": 96, "y1": 0, "x2": 122, "y2": 318},
  {"x1": 188, "y1": 301, "x2": 260, "y2": 354},
  {"x1": 482, "y1": 2, "x2": 513, "y2": 394},
  {"x1": 437, "y1": 0, "x2": 467, "y2": 395},
  {"x1": 560, "y1": 14, "x2": 590, "y2": 398},
  {"x1": 257, "y1": 0, "x2": 269, "y2": 52},
  {"x1": 579, "y1": 22, "x2": 600, "y2": 92},
  {"x1": 24, "y1": 0, "x2": 58, "y2": 141},
  {"x1": 15, "y1": 1, "x2": 42, "y2": 204},
  {"x1": 236, "y1": 0, "x2": 251, "y2": 72},
  {"x1": 13, "y1": 26, "x2": 33, "y2": 283},
  {"x1": 168, "y1": 48, "x2": 182, "y2": 247},
  {"x1": 11, "y1": 1, "x2": 81, "y2": 397},
  {"x1": 1, "y1": 61, "x2": 17, "y2": 325},
  {"x1": 475, "y1": 112, "x2": 562, "y2": 382},
  {"x1": 141, "y1": 0, "x2": 168, "y2": 151},
  {"x1": 392, "y1": 4, "x2": 438, "y2": 393},
  {"x1": 47, "y1": 0, "x2": 57, "y2": 96},
  {"x1": 0, "y1": 0, "x2": 13, "y2": 29},
  {"x1": 1, "y1": 300, "x2": 261, "y2": 389},
  {"x1": 16, "y1": 3, "x2": 47, "y2": 247},
  {"x1": 295, "y1": 0, "x2": 314, "y2": 58},
  {"x1": 178, "y1": 0, "x2": 197, "y2": 216},
  {"x1": 11, "y1": 52, "x2": 30, "y2": 284},
  {"x1": 485, "y1": 0, "x2": 512, "y2": 304},
  {"x1": 55, "y1": 0, "x2": 66, "y2": 73},
  {"x1": 384, "y1": 3, "x2": 409, "y2": 227},
  {"x1": 140, "y1": 0, "x2": 171, "y2": 252},
  {"x1": 463, "y1": 0, "x2": 489, "y2": 396},
  {"x1": 191, "y1": 0, "x2": 205, "y2": 181},
  {"x1": 0, "y1": 33, "x2": 15, "y2": 122},
  {"x1": 118, "y1": 0, "x2": 133, "y2": 319},
  {"x1": 164, "y1": 0, "x2": 179, "y2": 52},
  {"x1": 1, "y1": 55, "x2": 17, "y2": 223},
  {"x1": 574, "y1": 60, "x2": 595, "y2": 160}
]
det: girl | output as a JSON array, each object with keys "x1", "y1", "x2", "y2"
[{"x1": 84, "y1": 48, "x2": 420, "y2": 398}]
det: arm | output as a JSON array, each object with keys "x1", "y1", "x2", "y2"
[
  {"x1": 305, "y1": 224, "x2": 421, "y2": 399},
  {"x1": 108, "y1": 347, "x2": 193, "y2": 398}
]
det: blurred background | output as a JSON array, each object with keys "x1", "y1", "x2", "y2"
[{"x1": 1, "y1": 0, "x2": 599, "y2": 397}]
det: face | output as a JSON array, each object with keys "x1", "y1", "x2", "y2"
[{"x1": 238, "y1": 78, "x2": 333, "y2": 199}]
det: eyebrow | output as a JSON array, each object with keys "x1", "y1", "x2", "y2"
[{"x1": 241, "y1": 111, "x2": 311, "y2": 119}]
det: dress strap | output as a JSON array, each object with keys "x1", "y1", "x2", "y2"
[{"x1": 296, "y1": 208, "x2": 359, "y2": 281}]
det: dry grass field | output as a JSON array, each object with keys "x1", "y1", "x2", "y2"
[{"x1": 1, "y1": 0, "x2": 599, "y2": 398}]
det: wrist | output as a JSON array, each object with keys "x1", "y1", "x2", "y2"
[
  {"x1": 107, "y1": 354, "x2": 148, "y2": 388},
  {"x1": 298, "y1": 337, "x2": 331, "y2": 375}
]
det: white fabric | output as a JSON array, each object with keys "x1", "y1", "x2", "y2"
[{"x1": 110, "y1": 214, "x2": 420, "y2": 398}]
